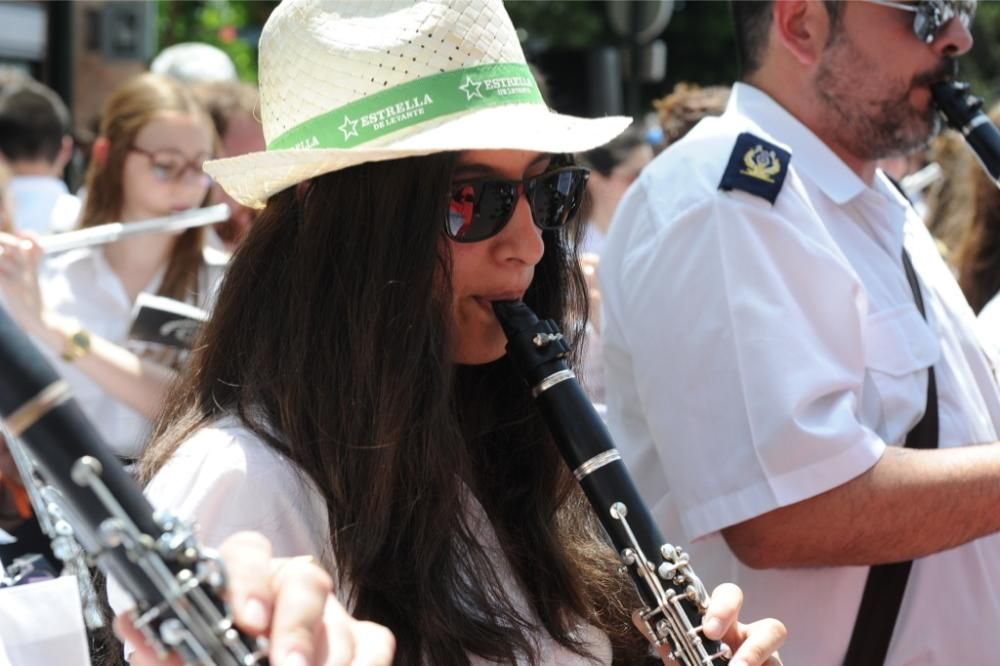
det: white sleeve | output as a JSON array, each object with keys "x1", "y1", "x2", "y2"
[
  {"x1": 606, "y1": 182, "x2": 886, "y2": 541},
  {"x1": 107, "y1": 424, "x2": 331, "y2": 621}
]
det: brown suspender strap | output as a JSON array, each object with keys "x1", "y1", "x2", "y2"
[{"x1": 842, "y1": 249, "x2": 938, "y2": 665}]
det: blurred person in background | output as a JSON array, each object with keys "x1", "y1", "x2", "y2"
[
  {"x1": 0, "y1": 73, "x2": 226, "y2": 463},
  {"x1": 150, "y1": 42, "x2": 239, "y2": 84},
  {"x1": 0, "y1": 80, "x2": 81, "y2": 235},
  {"x1": 575, "y1": 126, "x2": 653, "y2": 405},
  {"x1": 191, "y1": 80, "x2": 266, "y2": 250},
  {"x1": 575, "y1": 124, "x2": 654, "y2": 259},
  {"x1": 924, "y1": 127, "x2": 977, "y2": 263},
  {"x1": 653, "y1": 82, "x2": 731, "y2": 153},
  {"x1": 953, "y1": 103, "x2": 1000, "y2": 317}
]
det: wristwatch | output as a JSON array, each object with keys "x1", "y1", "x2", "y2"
[{"x1": 61, "y1": 328, "x2": 92, "y2": 362}]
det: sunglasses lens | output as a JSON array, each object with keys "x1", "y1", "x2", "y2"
[
  {"x1": 917, "y1": 0, "x2": 975, "y2": 42},
  {"x1": 445, "y1": 166, "x2": 588, "y2": 243},
  {"x1": 529, "y1": 169, "x2": 587, "y2": 230},
  {"x1": 447, "y1": 181, "x2": 517, "y2": 242}
]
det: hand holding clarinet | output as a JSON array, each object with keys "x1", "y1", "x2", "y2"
[
  {"x1": 0, "y1": 302, "x2": 396, "y2": 665},
  {"x1": 492, "y1": 300, "x2": 785, "y2": 666},
  {"x1": 118, "y1": 532, "x2": 395, "y2": 666}
]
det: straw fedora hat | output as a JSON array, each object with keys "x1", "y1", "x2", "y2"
[{"x1": 203, "y1": 0, "x2": 631, "y2": 209}]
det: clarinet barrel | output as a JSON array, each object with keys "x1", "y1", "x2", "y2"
[
  {"x1": 0, "y1": 305, "x2": 266, "y2": 665},
  {"x1": 932, "y1": 80, "x2": 1000, "y2": 185},
  {"x1": 493, "y1": 300, "x2": 730, "y2": 666}
]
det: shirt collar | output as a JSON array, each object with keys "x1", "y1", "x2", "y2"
[{"x1": 728, "y1": 83, "x2": 867, "y2": 205}]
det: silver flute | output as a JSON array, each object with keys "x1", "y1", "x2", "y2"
[
  {"x1": 493, "y1": 300, "x2": 731, "y2": 666},
  {"x1": 38, "y1": 203, "x2": 231, "y2": 255}
]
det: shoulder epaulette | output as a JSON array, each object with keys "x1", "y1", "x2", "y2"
[{"x1": 718, "y1": 132, "x2": 791, "y2": 205}]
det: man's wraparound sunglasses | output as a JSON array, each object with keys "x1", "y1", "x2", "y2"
[
  {"x1": 446, "y1": 166, "x2": 590, "y2": 243},
  {"x1": 865, "y1": 0, "x2": 976, "y2": 44}
]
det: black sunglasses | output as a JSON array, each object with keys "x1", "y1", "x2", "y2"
[
  {"x1": 866, "y1": 0, "x2": 976, "y2": 44},
  {"x1": 446, "y1": 166, "x2": 590, "y2": 243}
]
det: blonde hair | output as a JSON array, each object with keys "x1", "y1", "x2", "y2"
[
  {"x1": 653, "y1": 82, "x2": 730, "y2": 147},
  {"x1": 80, "y1": 73, "x2": 217, "y2": 301}
]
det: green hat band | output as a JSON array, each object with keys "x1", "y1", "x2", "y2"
[{"x1": 267, "y1": 63, "x2": 543, "y2": 152}]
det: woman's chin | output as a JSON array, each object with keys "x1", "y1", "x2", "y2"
[{"x1": 452, "y1": 340, "x2": 507, "y2": 366}]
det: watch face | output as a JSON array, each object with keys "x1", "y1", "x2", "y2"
[{"x1": 71, "y1": 331, "x2": 91, "y2": 352}]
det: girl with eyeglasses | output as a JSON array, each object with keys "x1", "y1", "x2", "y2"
[
  {"x1": 109, "y1": 2, "x2": 786, "y2": 665},
  {"x1": 0, "y1": 73, "x2": 226, "y2": 462}
]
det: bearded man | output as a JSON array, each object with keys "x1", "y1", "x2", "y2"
[{"x1": 599, "y1": 1, "x2": 996, "y2": 663}]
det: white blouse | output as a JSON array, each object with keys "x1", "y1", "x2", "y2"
[
  {"x1": 36, "y1": 245, "x2": 228, "y2": 458},
  {"x1": 110, "y1": 416, "x2": 613, "y2": 665}
]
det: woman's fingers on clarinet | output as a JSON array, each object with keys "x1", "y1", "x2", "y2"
[
  {"x1": 725, "y1": 619, "x2": 787, "y2": 666},
  {"x1": 219, "y1": 530, "x2": 275, "y2": 634},
  {"x1": 111, "y1": 612, "x2": 183, "y2": 666},
  {"x1": 349, "y1": 620, "x2": 395, "y2": 666},
  {"x1": 701, "y1": 582, "x2": 743, "y2": 640},
  {"x1": 268, "y1": 554, "x2": 341, "y2": 665}
]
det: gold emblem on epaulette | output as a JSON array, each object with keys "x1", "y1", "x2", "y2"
[{"x1": 740, "y1": 145, "x2": 782, "y2": 183}]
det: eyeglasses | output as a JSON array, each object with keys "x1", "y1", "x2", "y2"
[
  {"x1": 865, "y1": 0, "x2": 976, "y2": 44},
  {"x1": 129, "y1": 146, "x2": 212, "y2": 186},
  {"x1": 446, "y1": 166, "x2": 589, "y2": 243}
]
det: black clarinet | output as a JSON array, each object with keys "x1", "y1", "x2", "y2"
[
  {"x1": 0, "y1": 305, "x2": 268, "y2": 666},
  {"x1": 932, "y1": 79, "x2": 1000, "y2": 184},
  {"x1": 493, "y1": 301, "x2": 730, "y2": 666}
]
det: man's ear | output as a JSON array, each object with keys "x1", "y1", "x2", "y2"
[
  {"x1": 55, "y1": 135, "x2": 74, "y2": 173},
  {"x1": 771, "y1": 0, "x2": 831, "y2": 67}
]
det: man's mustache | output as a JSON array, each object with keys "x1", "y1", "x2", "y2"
[{"x1": 912, "y1": 58, "x2": 959, "y2": 88}]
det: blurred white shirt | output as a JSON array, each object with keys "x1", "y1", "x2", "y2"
[
  {"x1": 8, "y1": 176, "x2": 80, "y2": 235},
  {"x1": 37, "y1": 245, "x2": 227, "y2": 458}
]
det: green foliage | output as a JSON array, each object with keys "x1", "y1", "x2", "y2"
[
  {"x1": 159, "y1": 0, "x2": 998, "y2": 108},
  {"x1": 966, "y1": 1, "x2": 1000, "y2": 105},
  {"x1": 157, "y1": 0, "x2": 277, "y2": 82},
  {"x1": 504, "y1": 0, "x2": 999, "y2": 111},
  {"x1": 504, "y1": 1, "x2": 606, "y2": 51}
]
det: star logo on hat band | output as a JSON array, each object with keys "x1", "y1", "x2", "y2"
[
  {"x1": 338, "y1": 114, "x2": 359, "y2": 140},
  {"x1": 458, "y1": 76, "x2": 484, "y2": 101}
]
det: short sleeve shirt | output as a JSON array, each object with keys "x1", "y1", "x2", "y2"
[{"x1": 600, "y1": 83, "x2": 1000, "y2": 665}]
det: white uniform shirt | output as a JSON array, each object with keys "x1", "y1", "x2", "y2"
[
  {"x1": 8, "y1": 176, "x2": 81, "y2": 234},
  {"x1": 37, "y1": 246, "x2": 228, "y2": 458},
  {"x1": 977, "y1": 294, "x2": 1000, "y2": 362},
  {"x1": 600, "y1": 82, "x2": 1000, "y2": 665},
  {"x1": 109, "y1": 417, "x2": 612, "y2": 665}
]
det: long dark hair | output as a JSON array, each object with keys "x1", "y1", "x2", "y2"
[{"x1": 140, "y1": 153, "x2": 646, "y2": 665}]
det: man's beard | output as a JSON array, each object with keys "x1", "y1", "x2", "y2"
[{"x1": 813, "y1": 30, "x2": 954, "y2": 160}]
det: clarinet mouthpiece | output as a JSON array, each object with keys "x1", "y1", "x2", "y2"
[{"x1": 491, "y1": 300, "x2": 537, "y2": 339}]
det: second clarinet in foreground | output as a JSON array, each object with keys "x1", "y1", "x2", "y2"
[
  {"x1": 0, "y1": 304, "x2": 267, "y2": 665},
  {"x1": 493, "y1": 300, "x2": 730, "y2": 666}
]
